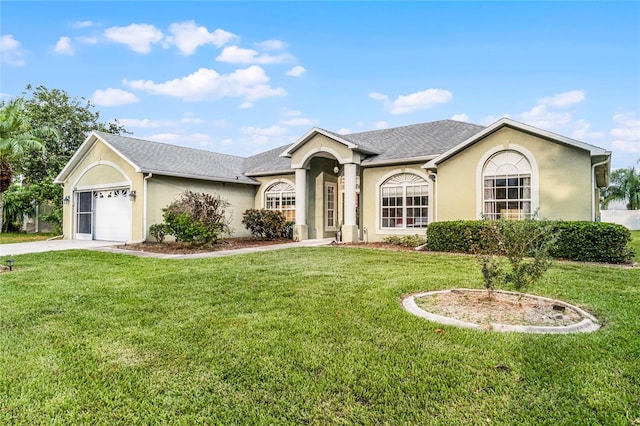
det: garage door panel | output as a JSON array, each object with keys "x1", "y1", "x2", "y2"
[{"x1": 94, "y1": 189, "x2": 131, "y2": 241}]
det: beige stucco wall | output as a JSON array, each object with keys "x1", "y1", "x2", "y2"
[
  {"x1": 435, "y1": 127, "x2": 593, "y2": 221},
  {"x1": 59, "y1": 138, "x2": 145, "y2": 241},
  {"x1": 146, "y1": 175, "x2": 257, "y2": 239},
  {"x1": 361, "y1": 163, "x2": 432, "y2": 243}
]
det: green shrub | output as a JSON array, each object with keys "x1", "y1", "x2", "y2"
[
  {"x1": 149, "y1": 223, "x2": 168, "y2": 243},
  {"x1": 242, "y1": 209, "x2": 287, "y2": 240},
  {"x1": 427, "y1": 220, "x2": 633, "y2": 264},
  {"x1": 162, "y1": 191, "x2": 231, "y2": 244},
  {"x1": 549, "y1": 221, "x2": 633, "y2": 263},
  {"x1": 382, "y1": 234, "x2": 426, "y2": 248}
]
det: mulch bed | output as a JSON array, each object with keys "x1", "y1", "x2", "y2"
[{"x1": 122, "y1": 238, "x2": 293, "y2": 255}]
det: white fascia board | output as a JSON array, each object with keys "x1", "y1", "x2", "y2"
[
  {"x1": 362, "y1": 155, "x2": 437, "y2": 168},
  {"x1": 280, "y1": 127, "x2": 361, "y2": 158},
  {"x1": 244, "y1": 169, "x2": 295, "y2": 177},
  {"x1": 141, "y1": 169, "x2": 261, "y2": 186}
]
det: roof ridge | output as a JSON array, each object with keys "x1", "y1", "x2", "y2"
[{"x1": 342, "y1": 119, "x2": 485, "y2": 137}]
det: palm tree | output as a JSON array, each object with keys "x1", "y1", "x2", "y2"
[
  {"x1": 603, "y1": 166, "x2": 640, "y2": 210},
  {"x1": 0, "y1": 98, "x2": 52, "y2": 232}
]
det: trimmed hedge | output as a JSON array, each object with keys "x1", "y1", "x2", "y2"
[{"x1": 426, "y1": 220, "x2": 633, "y2": 264}]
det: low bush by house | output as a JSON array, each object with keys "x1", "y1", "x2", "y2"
[
  {"x1": 426, "y1": 220, "x2": 634, "y2": 264},
  {"x1": 382, "y1": 234, "x2": 426, "y2": 248},
  {"x1": 242, "y1": 209, "x2": 291, "y2": 240}
]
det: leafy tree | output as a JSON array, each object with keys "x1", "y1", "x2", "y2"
[
  {"x1": 19, "y1": 85, "x2": 128, "y2": 184},
  {"x1": 603, "y1": 166, "x2": 640, "y2": 210},
  {"x1": 0, "y1": 98, "x2": 54, "y2": 232}
]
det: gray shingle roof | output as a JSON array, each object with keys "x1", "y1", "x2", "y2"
[
  {"x1": 95, "y1": 131, "x2": 258, "y2": 184},
  {"x1": 244, "y1": 144, "x2": 293, "y2": 174},
  {"x1": 93, "y1": 120, "x2": 488, "y2": 182},
  {"x1": 341, "y1": 120, "x2": 486, "y2": 163}
]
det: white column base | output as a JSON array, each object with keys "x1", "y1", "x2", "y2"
[
  {"x1": 342, "y1": 224, "x2": 358, "y2": 243},
  {"x1": 294, "y1": 224, "x2": 308, "y2": 241}
]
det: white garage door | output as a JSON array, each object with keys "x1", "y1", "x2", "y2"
[{"x1": 93, "y1": 188, "x2": 131, "y2": 241}]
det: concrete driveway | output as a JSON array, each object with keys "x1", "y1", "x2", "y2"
[{"x1": 0, "y1": 240, "x2": 125, "y2": 256}]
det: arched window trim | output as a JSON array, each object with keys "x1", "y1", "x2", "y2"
[
  {"x1": 376, "y1": 171, "x2": 431, "y2": 233},
  {"x1": 264, "y1": 180, "x2": 296, "y2": 222},
  {"x1": 475, "y1": 145, "x2": 539, "y2": 220}
]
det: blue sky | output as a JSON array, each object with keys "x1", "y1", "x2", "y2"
[{"x1": 1, "y1": 1, "x2": 639, "y2": 168}]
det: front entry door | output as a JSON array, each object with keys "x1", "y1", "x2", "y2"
[{"x1": 75, "y1": 191, "x2": 93, "y2": 240}]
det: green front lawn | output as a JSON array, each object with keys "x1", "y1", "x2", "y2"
[
  {"x1": 630, "y1": 230, "x2": 640, "y2": 262},
  {"x1": 1, "y1": 248, "x2": 638, "y2": 424}
]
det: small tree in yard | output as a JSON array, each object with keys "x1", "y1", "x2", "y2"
[
  {"x1": 162, "y1": 191, "x2": 232, "y2": 245},
  {"x1": 469, "y1": 218, "x2": 556, "y2": 299}
]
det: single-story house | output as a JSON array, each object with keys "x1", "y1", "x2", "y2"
[{"x1": 54, "y1": 117, "x2": 611, "y2": 243}]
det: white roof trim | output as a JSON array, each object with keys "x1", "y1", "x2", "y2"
[
  {"x1": 280, "y1": 127, "x2": 367, "y2": 158},
  {"x1": 54, "y1": 131, "x2": 141, "y2": 183},
  {"x1": 425, "y1": 118, "x2": 609, "y2": 168},
  {"x1": 142, "y1": 169, "x2": 260, "y2": 185}
]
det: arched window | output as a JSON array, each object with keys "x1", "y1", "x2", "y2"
[
  {"x1": 265, "y1": 182, "x2": 296, "y2": 222},
  {"x1": 483, "y1": 150, "x2": 531, "y2": 220},
  {"x1": 380, "y1": 173, "x2": 429, "y2": 229}
]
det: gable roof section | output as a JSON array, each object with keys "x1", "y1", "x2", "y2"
[
  {"x1": 55, "y1": 131, "x2": 260, "y2": 185},
  {"x1": 280, "y1": 127, "x2": 380, "y2": 158},
  {"x1": 425, "y1": 118, "x2": 610, "y2": 168}
]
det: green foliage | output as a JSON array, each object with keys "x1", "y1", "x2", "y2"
[
  {"x1": 498, "y1": 219, "x2": 556, "y2": 293},
  {"x1": 283, "y1": 220, "x2": 295, "y2": 240},
  {"x1": 548, "y1": 221, "x2": 633, "y2": 263},
  {"x1": 602, "y1": 166, "x2": 640, "y2": 210},
  {"x1": 1, "y1": 181, "x2": 63, "y2": 233},
  {"x1": 467, "y1": 221, "x2": 504, "y2": 298},
  {"x1": 2, "y1": 184, "x2": 33, "y2": 231},
  {"x1": 382, "y1": 234, "x2": 426, "y2": 248},
  {"x1": 242, "y1": 209, "x2": 288, "y2": 240},
  {"x1": 162, "y1": 191, "x2": 232, "y2": 244},
  {"x1": 427, "y1": 220, "x2": 633, "y2": 264},
  {"x1": 148, "y1": 223, "x2": 168, "y2": 243},
  {"x1": 18, "y1": 85, "x2": 128, "y2": 184}
]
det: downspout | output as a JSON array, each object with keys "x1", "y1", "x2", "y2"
[
  {"x1": 143, "y1": 173, "x2": 153, "y2": 241},
  {"x1": 591, "y1": 157, "x2": 610, "y2": 221}
]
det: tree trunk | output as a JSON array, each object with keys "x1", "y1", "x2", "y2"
[{"x1": 0, "y1": 191, "x2": 4, "y2": 234}]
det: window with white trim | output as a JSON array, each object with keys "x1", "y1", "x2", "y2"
[
  {"x1": 380, "y1": 173, "x2": 429, "y2": 229},
  {"x1": 265, "y1": 182, "x2": 296, "y2": 222},
  {"x1": 483, "y1": 150, "x2": 532, "y2": 220},
  {"x1": 326, "y1": 182, "x2": 337, "y2": 229}
]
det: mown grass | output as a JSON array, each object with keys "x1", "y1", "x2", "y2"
[
  {"x1": 1, "y1": 247, "x2": 638, "y2": 424},
  {"x1": 630, "y1": 230, "x2": 640, "y2": 262},
  {"x1": 0, "y1": 232, "x2": 56, "y2": 244}
]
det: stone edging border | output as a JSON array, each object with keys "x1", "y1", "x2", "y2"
[{"x1": 402, "y1": 289, "x2": 600, "y2": 334}]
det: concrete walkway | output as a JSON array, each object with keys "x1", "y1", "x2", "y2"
[{"x1": 0, "y1": 238, "x2": 333, "y2": 258}]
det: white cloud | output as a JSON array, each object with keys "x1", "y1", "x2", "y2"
[
  {"x1": 104, "y1": 23, "x2": 164, "y2": 53},
  {"x1": 164, "y1": 21, "x2": 237, "y2": 55},
  {"x1": 1, "y1": 34, "x2": 26, "y2": 66},
  {"x1": 450, "y1": 113, "x2": 469, "y2": 122},
  {"x1": 124, "y1": 65, "x2": 287, "y2": 103},
  {"x1": 54, "y1": 37, "x2": 74, "y2": 55},
  {"x1": 77, "y1": 36, "x2": 98, "y2": 44},
  {"x1": 611, "y1": 112, "x2": 640, "y2": 153},
  {"x1": 73, "y1": 21, "x2": 97, "y2": 29},
  {"x1": 285, "y1": 65, "x2": 306, "y2": 77},
  {"x1": 258, "y1": 40, "x2": 286, "y2": 51},
  {"x1": 281, "y1": 109, "x2": 302, "y2": 117},
  {"x1": 239, "y1": 102, "x2": 253, "y2": 109},
  {"x1": 381, "y1": 89, "x2": 453, "y2": 115},
  {"x1": 368, "y1": 92, "x2": 388, "y2": 101},
  {"x1": 241, "y1": 125, "x2": 288, "y2": 145},
  {"x1": 279, "y1": 117, "x2": 316, "y2": 126},
  {"x1": 216, "y1": 45, "x2": 290, "y2": 64},
  {"x1": 91, "y1": 88, "x2": 140, "y2": 106},
  {"x1": 539, "y1": 90, "x2": 585, "y2": 108},
  {"x1": 374, "y1": 121, "x2": 388, "y2": 130},
  {"x1": 520, "y1": 104, "x2": 572, "y2": 129},
  {"x1": 571, "y1": 119, "x2": 604, "y2": 140},
  {"x1": 118, "y1": 118, "x2": 169, "y2": 128},
  {"x1": 180, "y1": 116, "x2": 204, "y2": 125},
  {"x1": 337, "y1": 128, "x2": 352, "y2": 134},
  {"x1": 481, "y1": 114, "x2": 511, "y2": 125}
]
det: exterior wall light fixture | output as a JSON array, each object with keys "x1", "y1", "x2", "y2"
[
  {"x1": 129, "y1": 190, "x2": 137, "y2": 200},
  {"x1": 63, "y1": 195, "x2": 70, "y2": 204}
]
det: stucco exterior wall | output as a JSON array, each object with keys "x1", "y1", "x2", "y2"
[
  {"x1": 361, "y1": 163, "x2": 431, "y2": 242},
  {"x1": 60, "y1": 138, "x2": 144, "y2": 241},
  {"x1": 290, "y1": 134, "x2": 362, "y2": 167},
  {"x1": 146, "y1": 175, "x2": 257, "y2": 239},
  {"x1": 435, "y1": 127, "x2": 593, "y2": 221}
]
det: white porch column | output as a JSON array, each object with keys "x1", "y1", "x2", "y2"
[
  {"x1": 343, "y1": 162, "x2": 358, "y2": 243},
  {"x1": 294, "y1": 168, "x2": 308, "y2": 241}
]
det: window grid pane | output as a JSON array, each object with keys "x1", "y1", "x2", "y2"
[
  {"x1": 381, "y1": 181, "x2": 429, "y2": 229},
  {"x1": 483, "y1": 174, "x2": 531, "y2": 220},
  {"x1": 265, "y1": 185, "x2": 296, "y2": 222}
]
